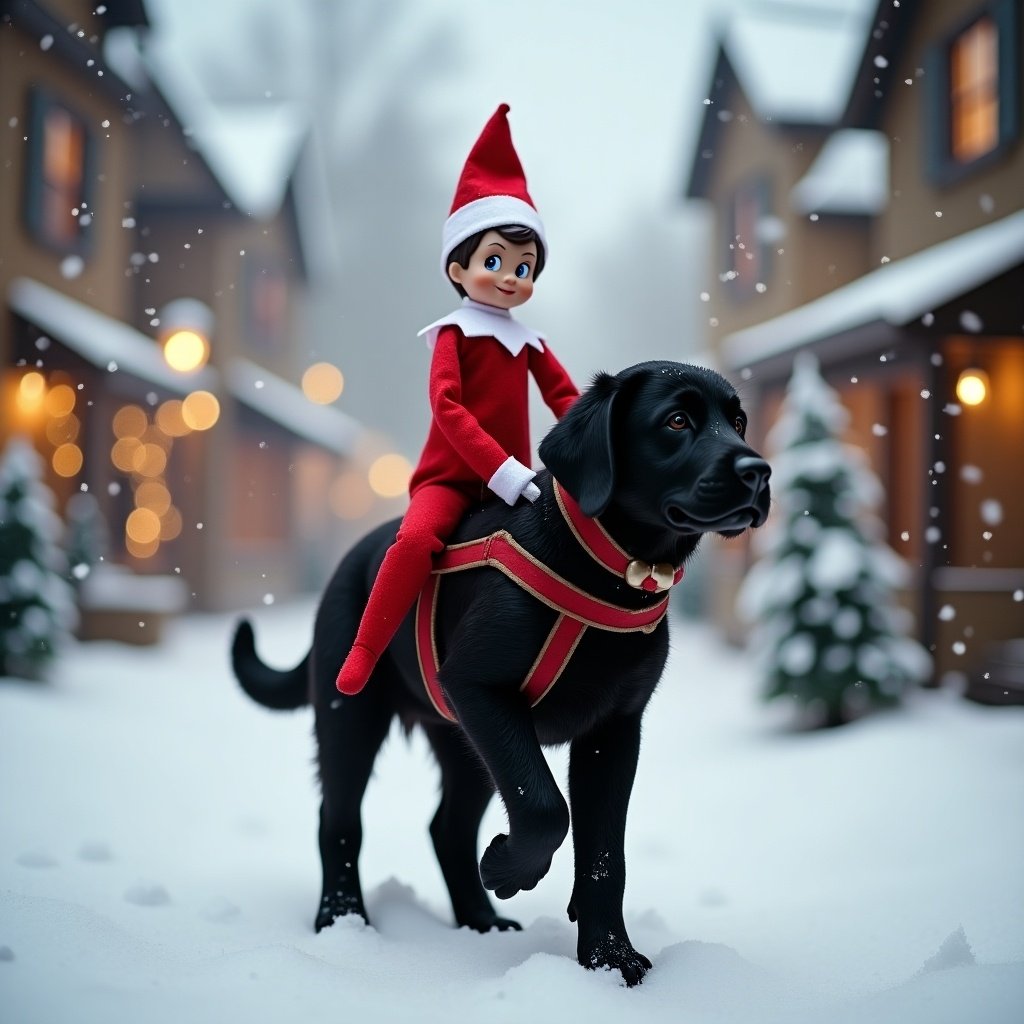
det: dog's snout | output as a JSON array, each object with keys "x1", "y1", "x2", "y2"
[{"x1": 735, "y1": 455, "x2": 771, "y2": 494}]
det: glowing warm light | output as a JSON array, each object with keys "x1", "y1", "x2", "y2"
[
  {"x1": 302, "y1": 362, "x2": 345, "y2": 404},
  {"x1": 46, "y1": 413, "x2": 80, "y2": 446},
  {"x1": 155, "y1": 400, "x2": 191, "y2": 437},
  {"x1": 181, "y1": 390, "x2": 220, "y2": 431},
  {"x1": 17, "y1": 372, "x2": 46, "y2": 413},
  {"x1": 113, "y1": 404, "x2": 148, "y2": 439},
  {"x1": 163, "y1": 329, "x2": 210, "y2": 373},
  {"x1": 329, "y1": 470, "x2": 374, "y2": 520},
  {"x1": 142, "y1": 425, "x2": 172, "y2": 451},
  {"x1": 111, "y1": 437, "x2": 142, "y2": 472},
  {"x1": 126, "y1": 507, "x2": 161, "y2": 545},
  {"x1": 368, "y1": 453, "x2": 412, "y2": 499},
  {"x1": 126, "y1": 535, "x2": 159, "y2": 559},
  {"x1": 131, "y1": 443, "x2": 168, "y2": 478},
  {"x1": 135, "y1": 480, "x2": 172, "y2": 515},
  {"x1": 160, "y1": 505, "x2": 183, "y2": 541},
  {"x1": 52, "y1": 443, "x2": 83, "y2": 477},
  {"x1": 44, "y1": 383, "x2": 76, "y2": 418},
  {"x1": 956, "y1": 368, "x2": 989, "y2": 406}
]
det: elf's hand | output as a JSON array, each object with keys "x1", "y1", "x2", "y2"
[{"x1": 488, "y1": 456, "x2": 538, "y2": 506}]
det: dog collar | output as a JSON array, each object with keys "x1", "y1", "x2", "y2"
[{"x1": 553, "y1": 480, "x2": 684, "y2": 594}]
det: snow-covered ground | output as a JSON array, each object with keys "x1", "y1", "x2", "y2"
[{"x1": 1, "y1": 598, "x2": 1022, "y2": 1023}]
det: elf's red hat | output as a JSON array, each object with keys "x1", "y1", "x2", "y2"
[{"x1": 440, "y1": 103, "x2": 546, "y2": 276}]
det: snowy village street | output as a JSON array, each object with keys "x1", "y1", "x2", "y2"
[{"x1": 1, "y1": 597, "x2": 1022, "y2": 1023}]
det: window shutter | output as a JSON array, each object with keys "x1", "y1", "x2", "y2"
[{"x1": 994, "y1": 0, "x2": 1019, "y2": 146}]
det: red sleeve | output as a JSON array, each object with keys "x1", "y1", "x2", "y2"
[
  {"x1": 428, "y1": 326, "x2": 510, "y2": 482},
  {"x1": 529, "y1": 342, "x2": 579, "y2": 419}
]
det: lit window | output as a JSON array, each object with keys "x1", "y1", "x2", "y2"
[
  {"x1": 25, "y1": 90, "x2": 91, "y2": 252},
  {"x1": 950, "y1": 16, "x2": 999, "y2": 163}
]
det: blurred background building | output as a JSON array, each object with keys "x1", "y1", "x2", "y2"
[
  {"x1": 684, "y1": 0, "x2": 1022, "y2": 694},
  {"x1": 0, "y1": 0, "x2": 367, "y2": 612}
]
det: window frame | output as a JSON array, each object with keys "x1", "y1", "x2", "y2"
[
  {"x1": 924, "y1": 0, "x2": 1020, "y2": 186},
  {"x1": 23, "y1": 87, "x2": 96, "y2": 257}
]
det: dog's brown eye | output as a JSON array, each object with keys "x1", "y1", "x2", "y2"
[
  {"x1": 667, "y1": 412, "x2": 689, "y2": 431},
  {"x1": 734, "y1": 417, "x2": 745, "y2": 435}
]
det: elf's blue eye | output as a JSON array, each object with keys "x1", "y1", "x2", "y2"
[
  {"x1": 484, "y1": 254, "x2": 502, "y2": 271},
  {"x1": 515, "y1": 262, "x2": 530, "y2": 279}
]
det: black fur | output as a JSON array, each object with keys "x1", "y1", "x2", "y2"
[{"x1": 232, "y1": 360, "x2": 770, "y2": 986}]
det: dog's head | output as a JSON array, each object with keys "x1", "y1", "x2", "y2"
[{"x1": 539, "y1": 361, "x2": 771, "y2": 539}]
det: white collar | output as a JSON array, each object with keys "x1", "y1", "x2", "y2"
[{"x1": 417, "y1": 298, "x2": 545, "y2": 357}]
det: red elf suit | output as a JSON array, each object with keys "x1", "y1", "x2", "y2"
[{"x1": 336, "y1": 104, "x2": 578, "y2": 696}]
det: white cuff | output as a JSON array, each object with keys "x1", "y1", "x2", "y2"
[{"x1": 488, "y1": 456, "x2": 537, "y2": 505}]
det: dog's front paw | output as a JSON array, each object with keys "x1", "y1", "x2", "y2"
[
  {"x1": 579, "y1": 931, "x2": 652, "y2": 987},
  {"x1": 480, "y1": 833, "x2": 554, "y2": 900}
]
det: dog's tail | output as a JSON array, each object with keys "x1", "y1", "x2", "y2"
[{"x1": 231, "y1": 618, "x2": 310, "y2": 710}]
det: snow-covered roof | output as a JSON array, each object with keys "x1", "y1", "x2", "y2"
[
  {"x1": 143, "y1": 37, "x2": 308, "y2": 220},
  {"x1": 725, "y1": 2, "x2": 875, "y2": 124},
  {"x1": 225, "y1": 358, "x2": 360, "y2": 457},
  {"x1": 7, "y1": 278, "x2": 217, "y2": 395},
  {"x1": 724, "y1": 210, "x2": 1024, "y2": 370},
  {"x1": 790, "y1": 129, "x2": 889, "y2": 216}
]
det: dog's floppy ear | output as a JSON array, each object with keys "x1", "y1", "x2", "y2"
[{"x1": 539, "y1": 371, "x2": 620, "y2": 517}]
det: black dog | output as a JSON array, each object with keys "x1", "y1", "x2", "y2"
[{"x1": 232, "y1": 361, "x2": 770, "y2": 986}]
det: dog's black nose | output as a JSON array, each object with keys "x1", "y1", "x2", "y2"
[{"x1": 735, "y1": 455, "x2": 771, "y2": 495}]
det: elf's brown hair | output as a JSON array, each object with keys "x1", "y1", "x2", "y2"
[{"x1": 446, "y1": 224, "x2": 546, "y2": 297}]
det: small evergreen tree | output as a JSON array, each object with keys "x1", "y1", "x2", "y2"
[
  {"x1": 0, "y1": 437, "x2": 77, "y2": 679},
  {"x1": 738, "y1": 354, "x2": 931, "y2": 728}
]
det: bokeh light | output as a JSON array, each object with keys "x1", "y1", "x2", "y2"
[
  {"x1": 156, "y1": 400, "x2": 191, "y2": 437},
  {"x1": 46, "y1": 413, "x2": 80, "y2": 446},
  {"x1": 302, "y1": 362, "x2": 345, "y2": 404},
  {"x1": 126, "y1": 507, "x2": 161, "y2": 545},
  {"x1": 135, "y1": 480, "x2": 172, "y2": 515},
  {"x1": 44, "y1": 383, "x2": 76, "y2": 418},
  {"x1": 52, "y1": 443, "x2": 83, "y2": 478},
  {"x1": 182, "y1": 390, "x2": 220, "y2": 431},
  {"x1": 17, "y1": 371, "x2": 46, "y2": 413},
  {"x1": 125, "y1": 535, "x2": 159, "y2": 559},
  {"x1": 131, "y1": 443, "x2": 168, "y2": 478},
  {"x1": 113, "y1": 404, "x2": 148, "y2": 439},
  {"x1": 956, "y1": 369, "x2": 988, "y2": 406},
  {"x1": 111, "y1": 437, "x2": 142, "y2": 472},
  {"x1": 368, "y1": 453, "x2": 412, "y2": 499},
  {"x1": 163, "y1": 329, "x2": 210, "y2": 373}
]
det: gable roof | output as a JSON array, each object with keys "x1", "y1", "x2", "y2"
[
  {"x1": 685, "y1": 1, "x2": 876, "y2": 198},
  {"x1": 842, "y1": 0, "x2": 921, "y2": 128}
]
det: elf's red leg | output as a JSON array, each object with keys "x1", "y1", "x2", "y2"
[{"x1": 336, "y1": 485, "x2": 474, "y2": 695}]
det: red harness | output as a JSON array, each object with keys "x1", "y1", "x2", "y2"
[{"x1": 415, "y1": 481, "x2": 684, "y2": 722}]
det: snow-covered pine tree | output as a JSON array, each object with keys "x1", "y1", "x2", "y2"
[
  {"x1": 737, "y1": 354, "x2": 931, "y2": 728},
  {"x1": 0, "y1": 437, "x2": 77, "y2": 679}
]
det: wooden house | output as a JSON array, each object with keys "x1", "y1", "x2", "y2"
[
  {"x1": 0, "y1": 0, "x2": 360, "y2": 619},
  {"x1": 684, "y1": 0, "x2": 1023, "y2": 695}
]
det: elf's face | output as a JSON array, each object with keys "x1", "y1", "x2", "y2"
[{"x1": 448, "y1": 230, "x2": 536, "y2": 310}]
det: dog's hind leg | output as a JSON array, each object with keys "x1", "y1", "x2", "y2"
[
  {"x1": 313, "y1": 677, "x2": 393, "y2": 933},
  {"x1": 422, "y1": 722, "x2": 521, "y2": 933}
]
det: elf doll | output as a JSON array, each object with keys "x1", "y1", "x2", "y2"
[{"x1": 336, "y1": 103, "x2": 579, "y2": 696}]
